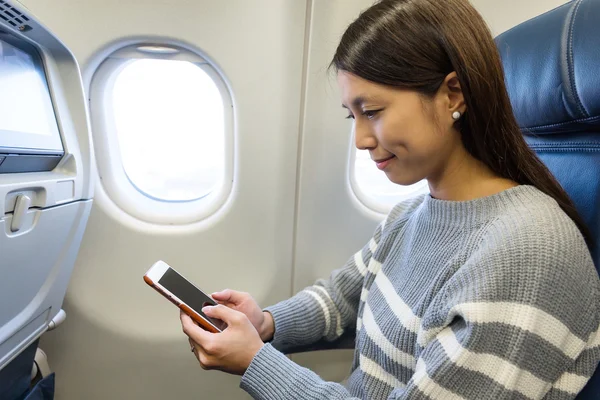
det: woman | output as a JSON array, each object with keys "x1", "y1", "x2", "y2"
[{"x1": 180, "y1": 0, "x2": 600, "y2": 398}]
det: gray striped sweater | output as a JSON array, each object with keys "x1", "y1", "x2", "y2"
[{"x1": 240, "y1": 185, "x2": 600, "y2": 399}]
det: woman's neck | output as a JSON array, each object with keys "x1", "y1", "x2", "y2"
[{"x1": 427, "y1": 147, "x2": 518, "y2": 201}]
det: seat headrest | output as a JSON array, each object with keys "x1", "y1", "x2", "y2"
[{"x1": 495, "y1": 0, "x2": 600, "y2": 135}]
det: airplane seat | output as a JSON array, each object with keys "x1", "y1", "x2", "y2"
[
  {"x1": 0, "y1": 1, "x2": 94, "y2": 399},
  {"x1": 495, "y1": 0, "x2": 600, "y2": 398}
]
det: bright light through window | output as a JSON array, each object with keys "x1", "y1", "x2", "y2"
[
  {"x1": 112, "y1": 59, "x2": 225, "y2": 202},
  {"x1": 354, "y1": 149, "x2": 429, "y2": 209}
]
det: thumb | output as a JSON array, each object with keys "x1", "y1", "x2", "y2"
[
  {"x1": 203, "y1": 304, "x2": 245, "y2": 325},
  {"x1": 211, "y1": 289, "x2": 243, "y2": 304}
]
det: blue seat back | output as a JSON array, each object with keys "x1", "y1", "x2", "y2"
[{"x1": 496, "y1": 1, "x2": 600, "y2": 398}]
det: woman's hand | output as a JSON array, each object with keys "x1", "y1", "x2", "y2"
[
  {"x1": 211, "y1": 289, "x2": 274, "y2": 341},
  {"x1": 181, "y1": 306, "x2": 264, "y2": 376}
]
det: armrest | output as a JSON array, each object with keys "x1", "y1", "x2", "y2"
[{"x1": 283, "y1": 329, "x2": 356, "y2": 354}]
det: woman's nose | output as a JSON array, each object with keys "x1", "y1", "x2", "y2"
[{"x1": 354, "y1": 121, "x2": 377, "y2": 150}]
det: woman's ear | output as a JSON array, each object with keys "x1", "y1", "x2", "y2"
[{"x1": 442, "y1": 72, "x2": 466, "y2": 115}]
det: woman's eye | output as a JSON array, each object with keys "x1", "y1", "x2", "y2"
[
  {"x1": 363, "y1": 109, "x2": 381, "y2": 120},
  {"x1": 345, "y1": 114, "x2": 355, "y2": 120}
]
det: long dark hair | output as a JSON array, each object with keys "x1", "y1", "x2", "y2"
[{"x1": 331, "y1": 0, "x2": 590, "y2": 243}]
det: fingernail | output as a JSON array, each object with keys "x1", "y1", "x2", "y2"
[{"x1": 202, "y1": 306, "x2": 210, "y2": 313}]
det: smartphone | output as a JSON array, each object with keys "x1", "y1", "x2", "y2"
[{"x1": 143, "y1": 260, "x2": 226, "y2": 333}]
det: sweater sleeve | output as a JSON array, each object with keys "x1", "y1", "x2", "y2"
[
  {"x1": 239, "y1": 199, "x2": 424, "y2": 400},
  {"x1": 238, "y1": 222, "x2": 386, "y2": 400},
  {"x1": 240, "y1": 344, "x2": 361, "y2": 400},
  {"x1": 385, "y1": 219, "x2": 600, "y2": 400},
  {"x1": 262, "y1": 198, "x2": 417, "y2": 352},
  {"x1": 263, "y1": 218, "x2": 383, "y2": 352}
]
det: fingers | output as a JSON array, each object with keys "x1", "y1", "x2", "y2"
[
  {"x1": 211, "y1": 289, "x2": 235, "y2": 302},
  {"x1": 189, "y1": 338, "x2": 212, "y2": 370},
  {"x1": 183, "y1": 306, "x2": 260, "y2": 375},
  {"x1": 180, "y1": 310, "x2": 213, "y2": 343},
  {"x1": 188, "y1": 330, "x2": 223, "y2": 371},
  {"x1": 202, "y1": 304, "x2": 245, "y2": 325},
  {"x1": 211, "y1": 289, "x2": 248, "y2": 304}
]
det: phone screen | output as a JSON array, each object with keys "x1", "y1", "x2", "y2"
[{"x1": 158, "y1": 268, "x2": 225, "y2": 330}]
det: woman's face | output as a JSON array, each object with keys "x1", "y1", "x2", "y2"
[{"x1": 338, "y1": 71, "x2": 460, "y2": 186}]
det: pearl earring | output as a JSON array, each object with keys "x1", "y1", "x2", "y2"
[{"x1": 452, "y1": 111, "x2": 461, "y2": 120}]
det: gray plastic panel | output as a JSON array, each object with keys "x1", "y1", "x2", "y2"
[
  {"x1": 0, "y1": 199, "x2": 92, "y2": 370},
  {"x1": 0, "y1": 153, "x2": 63, "y2": 174}
]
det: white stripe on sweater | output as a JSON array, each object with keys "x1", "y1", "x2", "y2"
[
  {"x1": 552, "y1": 372, "x2": 590, "y2": 395},
  {"x1": 363, "y1": 303, "x2": 416, "y2": 369},
  {"x1": 306, "y1": 291, "x2": 331, "y2": 335},
  {"x1": 373, "y1": 270, "x2": 421, "y2": 334},
  {"x1": 549, "y1": 326, "x2": 600, "y2": 394},
  {"x1": 412, "y1": 358, "x2": 466, "y2": 400},
  {"x1": 418, "y1": 302, "x2": 586, "y2": 359},
  {"x1": 354, "y1": 252, "x2": 367, "y2": 277},
  {"x1": 369, "y1": 238, "x2": 378, "y2": 254},
  {"x1": 359, "y1": 354, "x2": 406, "y2": 389},
  {"x1": 436, "y1": 327, "x2": 550, "y2": 399},
  {"x1": 381, "y1": 218, "x2": 389, "y2": 230},
  {"x1": 312, "y1": 285, "x2": 344, "y2": 337},
  {"x1": 367, "y1": 259, "x2": 382, "y2": 275},
  {"x1": 360, "y1": 288, "x2": 370, "y2": 302},
  {"x1": 588, "y1": 326, "x2": 600, "y2": 349}
]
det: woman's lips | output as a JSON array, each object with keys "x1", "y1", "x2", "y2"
[{"x1": 375, "y1": 156, "x2": 395, "y2": 170}]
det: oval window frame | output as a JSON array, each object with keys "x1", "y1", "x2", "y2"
[{"x1": 89, "y1": 42, "x2": 234, "y2": 225}]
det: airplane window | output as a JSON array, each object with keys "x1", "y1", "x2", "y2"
[
  {"x1": 352, "y1": 149, "x2": 429, "y2": 211},
  {"x1": 90, "y1": 44, "x2": 233, "y2": 225},
  {"x1": 112, "y1": 58, "x2": 225, "y2": 202}
]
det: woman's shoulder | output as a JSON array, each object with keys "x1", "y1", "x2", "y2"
[
  {"x1": 474, "y1": 185, "x2": 597, "y2": 292},
  {"x1": 485, "y1": 185, "x2": 587, "y2": 251},
  {"x1": 446, "y1": 186, "x2": 599, "y2": 337}
]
